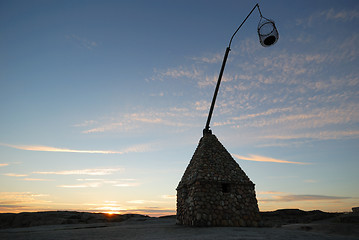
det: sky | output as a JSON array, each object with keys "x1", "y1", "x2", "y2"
[{"x1": 0, "y1": 0, "x2": 358, "y2": 216}]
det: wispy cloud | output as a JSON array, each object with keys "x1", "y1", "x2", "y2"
[
  {"x1": 73, "y1": 120, "x2": 98, "y2": 127},
  {"x1": 321, "y1": 8, "x2": 359, "y2": 22},
  {"x1": 3, "y1": 173, "x2": 28, "y2": 177},
  {"x1": 1, "y1": 142, "x2": 156, "y2": 155},
  {"x1": 161, "y1": 195, "x2": 176, "y2": 199},
  {"x1": 152, "y1": 66, "x2": 202, "y2": 81},
  {"x1": 231, "y1": 107, "x2": 293, "y2": 121},
  {"x1": 58, "y1": 182, "x2": 102, "y2": 188},
  {"x1": 23, "y1": 178, "x2": 53, "y2": 181},
  {"x1": 192, "y1": 52, "x2": 223, "y2": 64},
  {"x1": 66, "y1": 34, "x2": 98, "y2": 49},
  {"x1": 120, "y1": 143, "x2": 155, "y2": 154},
  {"x1": 0, "y1": 192, "x2": 51, "y2": 213},
  {"x1": 257, "y1": 191, "x2": 284, "y2": 195},
  {"x1": 261, "y1": 194, "x2": 351, "y2": 202},
  {"x1": 214, "y1": 107, "x2": 293, "y2": 127},
  {"x1": 79, "y1": 108, "x2": 201, "y2": 135},
  {"x1": 126, "y1": 199, "x2": 162, "y2": 204},
  {"x1": 215, "y1": 101, "x2": 359, "y2": 144},
  {"x1": 261, "y1": 130, "x2": 359, "y2": 141},
  {"x1": 113, "y1": 182, "x2": 140, "y2": 187},
  {"x1": 0, "y1": 143, "x2": 122, "y2": 154},
  {"x1": 127, "y1": 200, "x2": 146, "y2": 204},
  {"x1": 296, "y1": 8, "x2": 359, "y2": 27},
  {"x1": 76, "y1": 178, "x2": 105, "y2": 181},
  {"x1": 0, "y1": 163, "x2": 9, "y2": 167},
  {"x1": 0, "y1": 192, "x2": 49, "y2": 202},
  {"x1": 233, "y1": 154, "x2": 310, "y2": 165},
  {"x1": 34, "y1": 168, "x2": 122, "y2": 176},
  {"x1": 150, "y1": 92, "x2": 165, "y2": 97},
  {"x1": 150, "y1": 64, "x2": 222, "y2": 89},
  {"x1": 82, "y1": 122, "x2": 125, "y2": 134},
  {"x1": 57, "y1": 178, "x2": 138, "y2": 188},
  {"x1": 240, "y1": 105, "x2": 359, "y2": 130},
  {"x1": 75, "y1": 17, "x2": 358, "y2": 147}
]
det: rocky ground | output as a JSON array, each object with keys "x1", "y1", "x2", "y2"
[{"x1": 0, "y1": 209, "x2": 358, "y2": 240}]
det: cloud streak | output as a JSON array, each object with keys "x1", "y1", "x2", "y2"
[
  {"x1": 257, "y1": 191, "x2": 284, "y2": 195},
  {"x1": 34, "y1": 168, "x2": 122, "y2": 176},
  {"x1": 23, "y1": 178, "x2": 53, "y2": 181},
  {"x1": 66, "y1": 34, "x2": 98, "y2": 49},
  {"x1": 78, "y1": 108, "x2": 201, "y2": 135},
  {"x1": 322, "y1": 8, "x2": 359, "y2": 22},
  {"x1": 161, "y1": 195, "x2": 176, "y2": 199},
  {"x1": 3, "y1": 173, "x2": 28, "y2": 177},
  {"x1": 0, "y1": 142, "x2": 155, "y2": 155},
  {"x1": 126, "y1": 200, "x2": 163, "y2": 204},
  {"x1": 56, "y1": 177, "x2": 139, "y2": 188},
  {"x1": 233, "y1": 154, "x2": 310, "y2": 165},
  {"x1": 0, "y1": 143, "x2": 122, "y2": 154},
  {"x1": 260, "y1": 130, "x2": 359, "y2": 141},
  {"x1": 152, "y1": 66, "x2": 202, "y2": 82},
  {"x1": 0, "y1": 192, "x2": 51, "y2": 213},
  {"x1": 58, "y1": 183, "x2": 102, "y2": 188},
  {"x1": 112, "y1": 182, "x2": 140, "y2": 187},
  {"x1": 296, "y1": 8, "x2": 359, "y2": 27},
  {"x1": 260, "y1": 194, "x2": 351, "y2": 202},
  {"x1": 192, "y1": 53, "x2": 223, "y2": 64}
]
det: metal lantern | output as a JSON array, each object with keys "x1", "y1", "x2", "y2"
[{"x1": 257, "y1": 16, "x2": 279, "y2": 47}]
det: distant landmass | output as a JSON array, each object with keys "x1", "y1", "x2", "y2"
[
  {"x1": 0, "y1": 209, "x2": 358, "y2": 229},
  {"x1": 0, "y1": 211, "x2": 146, "y2": 229}
]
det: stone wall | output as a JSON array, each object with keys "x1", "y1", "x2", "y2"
[
  {"x1": 177, "y1": 133, "x2": 261, "y2": 227},
  {"x1": 177, "y1": 181, "x2": 260, "y2": 227}
]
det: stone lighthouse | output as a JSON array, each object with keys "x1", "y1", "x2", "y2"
[{"x1": 176, "y1": 133, "x2": 260, "y2": 227}]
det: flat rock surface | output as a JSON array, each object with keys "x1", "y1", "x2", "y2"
[{"x1": 1, "y1": 216, "x2": 358, "y2": 240}]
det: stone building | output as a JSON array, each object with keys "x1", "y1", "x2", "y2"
[{"x1": 176, "y1": 133, "x2": 261, "y2": 227}]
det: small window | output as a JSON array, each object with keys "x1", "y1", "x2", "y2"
[{"x1": 221, "y1": 183, "x2": 231, "y2": 193}]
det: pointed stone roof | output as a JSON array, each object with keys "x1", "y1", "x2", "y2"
[{"x1": 177, "y1": 133, "x2": 253, "y2": 189}]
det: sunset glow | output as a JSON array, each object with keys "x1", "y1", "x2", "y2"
[{"x1": 0, "y1": 0, "x2": 358, "y2": 216}]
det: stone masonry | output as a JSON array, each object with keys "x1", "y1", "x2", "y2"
[{"x1": 176, "y1": 133, "x2": 260, "y2": 227}]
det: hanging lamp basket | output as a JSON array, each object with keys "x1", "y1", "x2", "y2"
[{"x1": 257, "y1": 17, "x2": 279, "y2": 47}]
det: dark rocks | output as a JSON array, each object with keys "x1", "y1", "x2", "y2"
[
  {"x1": 0, "y1": 211, "x2": 149, "y2": 229},
  {"x1": 336, "y1": 208, "x2": 359, "y2": 223},
  {"x1": 260, "y1": 209, "x2": 341, "y2": 227},
  {"x1": 335, "y1": 207, "x2": 359, "y2": 223},
  {"x1": 352, "y1": 207, "x2": 359, "y2": 214},
  {"x1": 176, "y1": 134, "x2": 260, "y2": 227}
]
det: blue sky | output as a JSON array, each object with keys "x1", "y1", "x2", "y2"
[{"x1": 0, "y1": 0, "x2": 358, "y2": 215}]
